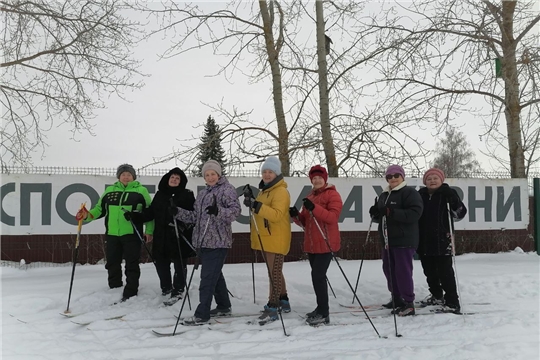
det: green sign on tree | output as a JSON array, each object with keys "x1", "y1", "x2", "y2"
[{"x1": 495, "y1": 58, "x2": 503, "y2": 78}]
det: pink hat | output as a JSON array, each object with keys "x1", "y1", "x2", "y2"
[{"x1": 423, "y1": 168, "x2": 445, "y2": 184}]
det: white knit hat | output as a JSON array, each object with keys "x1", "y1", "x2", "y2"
[
  {"x1": 201, "y1": 159, "x2": 222, "y2": 177},
  {"x1": 261, "y1": 156, "x2": 282, "y2": 175}
]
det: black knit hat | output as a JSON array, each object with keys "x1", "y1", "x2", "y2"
[{"x1": 116, "y1": 164, "x2": 137, "y2": 180}]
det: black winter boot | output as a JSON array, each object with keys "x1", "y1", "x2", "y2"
[{"x1": 382, "y1": 296, "x2": 405, "y2": 309}]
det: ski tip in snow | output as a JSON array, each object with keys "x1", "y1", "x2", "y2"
[
  {"x1": 152, "y1": 330, "x2": 178, "y2": 337},
  {"x1": 60, "y1": 312, "x2": 77, "y2": 318}
]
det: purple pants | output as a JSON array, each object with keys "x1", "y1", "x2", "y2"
[{"x1": 381, "y1": 247, "x2": 416, "y2": 302}]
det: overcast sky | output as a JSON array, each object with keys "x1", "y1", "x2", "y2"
[{"x1": 27, "y1": 1, "x2": 523, "y2": 174}]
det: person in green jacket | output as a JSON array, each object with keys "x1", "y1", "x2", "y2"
[{"x1": 76, "y1": 164, "x2": 154, "y2": 302}]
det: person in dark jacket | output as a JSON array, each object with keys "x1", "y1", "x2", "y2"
[
  {"x1": 291, "y1": 165, "x2": 343, "y2": 326},
  {"x1": 124, "y1": 167, "x2": 196, "y2": 305},
  {"x1": 417, "y1": 168, "x2": 467, "y2": 313},
  {"x1": 75, "y1": 164, "x2": 154, "y2": 302},
  {"x1": 170, "y1": 160, "x2": 241, "y2": 325},
  {"x1": 369, "y1": 164, "x2": 423, "y2": 316}
]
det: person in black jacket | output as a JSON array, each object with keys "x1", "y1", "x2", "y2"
[
  {"x1": 417, "y1": 168, "x2": 467, "y2": 313},
  {"x1": 369, "y1": 164, "x2": 423, "y2": 316},
  {"x1": 124, "y1": 167, "x2": 196, "y2": 305}
]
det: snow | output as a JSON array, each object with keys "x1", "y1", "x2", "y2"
[{"x1": 2, "y1": 250, "x2": 539, "y2": 360}]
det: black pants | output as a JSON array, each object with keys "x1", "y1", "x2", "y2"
[
  {"x1": 105, "y1": 234, "x2": 141, "y2": 298},
  {"x1": 155, "y1": 258, "x2": 188, "y2": 294},
  {"x1": 420, "y1": 255, "x2": 459, "y2": 306},
  {"x1": 195, "y1": 248, "x2": 231, "y2": 321},
  {"x1": 308, "y1": 252, "x2": 333, "y2": 317}
]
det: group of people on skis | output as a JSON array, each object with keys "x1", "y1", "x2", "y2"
[{"x1": 75, "y1": 158, "x2": 467, "y2": 327}]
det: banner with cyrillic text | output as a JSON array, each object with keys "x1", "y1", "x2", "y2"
[{"x1": 1, "y1": 175, "x2": 529, "y2": 235}]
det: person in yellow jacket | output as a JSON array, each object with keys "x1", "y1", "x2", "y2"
[{"x1": 243, "y1": 156, "x2": 292, "y2": 324}]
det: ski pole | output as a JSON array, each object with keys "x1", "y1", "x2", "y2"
[
  {"x1": 326, "y1": 277, "x2": 337, "y2": 299},
  {"x1": 243, "y1": 184, "x2": 257, "y2": 304},
  {"x1": 382, "y1": 215, "x2": 402, "y2": 338},
  {"x1": 292, "y1": 214, "x2": 336, "y2": 299},
  {"x1": 352, "y1": 214, "x2": 374, "y2": 304},
  {"x1": 310, "y1": 210, "x2": 386, "y2": 338},
  {"x1": 171, "y1": 256, "x2": 199, "y2": 336},
  {"x1": 447, "y1": 202, "x2": 463, "y2": 315},
  {"x1": 252, "y1": 250, "x2": 256, "y2": 304},
  {"x1": 64, "y1": 203, "x2": 86, "y2": 314},
  {"x1": 122, "y1": 209, "x2": 155, "y2": 264},
  {"x1": 249, "y1": 207, "x2": 289, "y2": 337},
  {"x1": 170, "y1": 197, "x2": 192, "y2": 310},
  {"x1": 173, "y1": 195, "x2": 232, "y2": 335}
]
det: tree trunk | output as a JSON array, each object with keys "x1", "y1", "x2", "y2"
[
  {"x1": 315, "y1": 0, "x2": 338, "y2": 177},
  {"x1": 259, "y1": 1, "x2": 290, "y2": 176},
  {"x1": 501, "y1": 1, "x2": 526, "y2": 178}
]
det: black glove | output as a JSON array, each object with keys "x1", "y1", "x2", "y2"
[
  {"x1": 369, "y1": 205, "x2": 380, "y2": 218},
  {"x1": 123, "y1": 211, "x2": 143, "y2": 223},
  {"x1": 205, "y1": 204, "x2": 218, "y2": 216},
  {"x1": 440, "y1": 185, "x2": 454, "y2": 198},
  {"x1": 302, "y1": 198, "x2": 315, "y2": 211},
  {"x1": 440, "y1": 185, "x2": 459, "y2": 205},
  {"x1": 243, "y1": 196, "x2": 254, "y2": 208},
  {"x1": 168, "y1": 205, "x2": 179, "y2": 217},
  {"x1": 251, "y1": 200, "x2": 262, "y2": 214},
  {"x1": 368, "y1": 197, "x2": 380, "y2": 218},
  {"x1": 243, "y1": 184, "x2": 254, "y2": 199},
  {"x1": 289, "y1": 206, "x2": 299, "y2": 218}
]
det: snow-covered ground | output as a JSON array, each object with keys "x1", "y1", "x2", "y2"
[{"x1": 2, "y1": 250, "x2": 539, "y2": 360}]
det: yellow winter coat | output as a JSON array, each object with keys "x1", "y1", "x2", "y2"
[{"x1": 250, "y1": 176, "x2": 291, "y2": 255}]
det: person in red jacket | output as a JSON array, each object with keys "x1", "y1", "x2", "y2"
[{"x1": 290, "y1": 165, "x2": 343, "y2": 326}]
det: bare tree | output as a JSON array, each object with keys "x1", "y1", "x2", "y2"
[
  {"x1": 314, "y1": 0, "x2": 337, "y2": 176},
  {"x1": 432, "y1": 127, "x2": 482, "y2": 177},
  {"x1": 273, "y1": 1, "x2": 430, "y2": 176},
  {"x1": 135, "y1": 1, "x2": 293, "y2": 175},
  {"x1": 369, "y1": 0, "x2": 540, "y2": 178},
  {"x1": 140, "y1": 1, "x2": 430, "y2": 177},
  {"x1": 1, "y1": 0, "x2": 145, "y2": 167}
]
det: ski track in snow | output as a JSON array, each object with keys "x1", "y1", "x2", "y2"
[{"x1": 1, "y1": 251, "x2": 538, "y2": 359}]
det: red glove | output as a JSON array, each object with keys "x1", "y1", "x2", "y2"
[{"x1": 75, "y1": 206, "x2": 90, "y2": 221}]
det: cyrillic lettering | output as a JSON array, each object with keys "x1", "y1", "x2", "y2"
[
  {"x1": 56, "y1": 184, "x2": 100, "y2": 226},
  {"x1": 1, "y1": 182, "x2": 16, "y2": 226},
  {"x1": 496, "y1": 186, "x2": 521, "y2": 222},
  {"x1": 468, "y1": 186, "x2": 492, "y2": 222},
  {"x1": 20, "y1": 183, "x2": 52, "y2": 226}
]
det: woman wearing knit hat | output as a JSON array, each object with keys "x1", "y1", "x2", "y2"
[
  {"x1": 123, "y1": 167, "x2": 196, "y2": 306},
  {"x1": 368, "y1": 164, "x2": 423, "y2": 316},
  {"x1": 417, "y1": 168, "x2": 467, "y2": 313},
  {"x1": 75, "y1": 164, "x2": 154, "y2": 302},
  {"x1": 290, "y1": 165, "x2": 342, "y2": 326},
  {"x1": 169, "y1": 159, "x2": 241, "y2": 325},
  {"x1": 243, "y1": 156, "x2": 292, "y2": 324}
]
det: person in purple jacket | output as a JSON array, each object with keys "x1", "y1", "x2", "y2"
[{"x1": 168, "y1": 160, "x2": 241, "y2": 325}]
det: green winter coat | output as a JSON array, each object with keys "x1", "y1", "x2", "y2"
[{"x1": 86, "y1": 181, "x2": 154, "y2": 236}]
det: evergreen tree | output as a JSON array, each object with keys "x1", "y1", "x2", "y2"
[
  {"x1": 432, "y1": 127, "x2": 481, "y2": 177},
  {"x1": 195, "y1": 115, "x2": 227, "y2": 176}
]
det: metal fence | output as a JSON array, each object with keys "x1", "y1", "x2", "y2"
[{"x1": 2, "y1": 164, "x2": 539, "y2": 179}]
